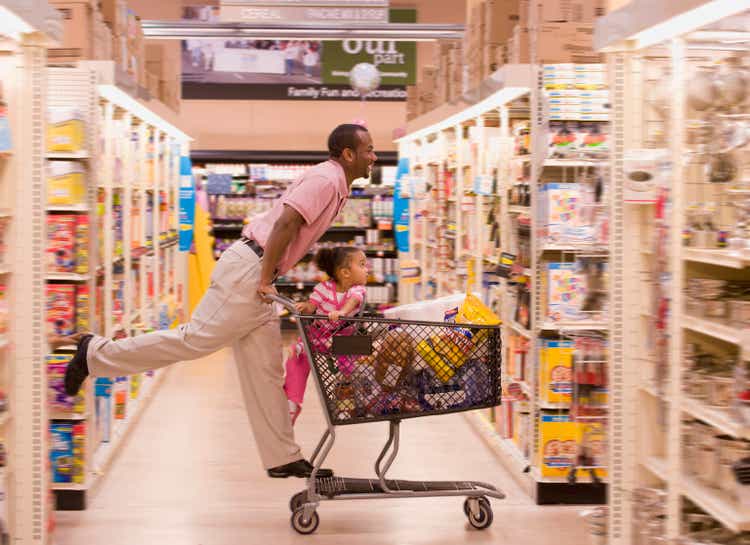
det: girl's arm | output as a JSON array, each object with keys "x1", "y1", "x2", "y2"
[
  {"x1": 295, "y1": 300, "x2": 316, "y2": 314},
  {"x1": 328, "y1": 296, "x2": 360, "y2": 322}
]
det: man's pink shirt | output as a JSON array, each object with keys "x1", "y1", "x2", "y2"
[{"x1": 242, "y1": 159, "x2": 349, "y2": 274}]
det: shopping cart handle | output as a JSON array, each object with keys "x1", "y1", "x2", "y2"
[{"x1": 265, "y1": 293, "x2": 298, "y2": 313}]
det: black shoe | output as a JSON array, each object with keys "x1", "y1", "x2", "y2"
[
  {"x1": 267, "y1": 459, "x2": 333, "y2": 479},
  {"x1": 64, "y1": 334, "x2": 93, "y2": 396}
]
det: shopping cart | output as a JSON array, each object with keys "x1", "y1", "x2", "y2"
[{"x1": 269, "y1": 295, "x2": 505, "y2": 535}]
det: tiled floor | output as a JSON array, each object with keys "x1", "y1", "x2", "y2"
[{"x1": 54, "y1": 347, "x2": 589, "y2": 545}]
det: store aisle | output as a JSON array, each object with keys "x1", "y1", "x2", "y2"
[{"x1": 55, "y1": 347, "x2": 588, "y2": 545}]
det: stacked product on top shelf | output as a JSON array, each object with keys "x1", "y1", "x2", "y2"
[
  {"x1": 597, "y1": 3, "x2": 750, "y2": 543},
  {"x1": 193, "y1": 158, "x2": 400, "y2": 320},
  {"x1": 44, "y1": 65, "x2": 189, "y2": 512}
]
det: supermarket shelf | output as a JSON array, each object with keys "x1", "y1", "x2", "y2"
[
  {"x1": 51, "y1": 482, "x2": 88, "y2": 491},
  {"x1": 683, "y1": 314, "x2": 744, "y2": 347},
  {"x1": 681, "y1": 474, "x2": 750, "y2": 533},
  {"x1": 508, "y1": 321, "x2": 533, "y2": 339},
  {"x1": 639, "y1": 383, "x2": 664, "y2": 399},
  {"x1": 683, "y1": 248, "x2": 749, "y2": 269},
  {"x1": 48, "y1": 411, "x2": 87, "y2": 421},
  {"x1": 540, "y1": 321, "x2": 609, "y2": 331},
  {"x1": 640, "y1": 456, "x2": 667, "y2": 481},
  {"x1": 45, "y1": 273, "x2": 90, "y2": 282},
  {"x1": 509, "y1": 205, "x2": 532, "y2": 214},
  {"x1": 539, "y1": 401, "x2": 571, "y2": 410},
  {"x1": 681, "y1": 397, "x2": 750, "y2": 439},
  {"x1": 541, "y1": 244, "x2": 609, "y2": 253},
  {"x1": 543, "y1": 159, "x2": 605, "y2": 167},
  {"x1": 46, "y1": 151, "x2": 89, "y2": 160},
  {"x1": 46, "y1": 204, "x2": 89, "y2": 212}
]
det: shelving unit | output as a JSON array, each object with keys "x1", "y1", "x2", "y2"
[
  {"x1": 192, "y1": 154, "x2": 401, "y2": 323},
  {"x1": 597, "y1": 3, "x2": 750, "y2": 543},
  {"x1": 398, "y1": 52, "x2": 611, "y2": 503},
  {"x1": 43, "y1": 63, "x2": 190, "y2": 513}
]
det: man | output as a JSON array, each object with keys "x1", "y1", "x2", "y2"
[{"x1": 63, "y1": 124, "x2": 377, "y2": 479}]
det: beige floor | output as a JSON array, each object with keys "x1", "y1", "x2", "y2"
[{"x1": 54, "y1": 347, "x2": 589, "y2": 545}]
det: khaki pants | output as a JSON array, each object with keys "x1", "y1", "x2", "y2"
[{"x1": 87, "y1": 240, "x2": 302, "y2": 469}]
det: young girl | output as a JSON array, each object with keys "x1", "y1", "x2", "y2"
[{"x1": 284, "y1": 246, "x2": 368, "y2": 424}]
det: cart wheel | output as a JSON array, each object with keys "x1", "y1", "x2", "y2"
[
  {"x1": 291, "y1": 508, "x2": 320, "y2": 535},
  {"x1": 289, "y1": 492, "x2": 308, "y2": 512},
  {"x1": 466, "y1": 498, "x2": 493, "y2": 530}
]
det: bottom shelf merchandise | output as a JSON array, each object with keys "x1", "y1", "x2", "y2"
[{"x1": 50, "y1": 421, "x2": 85, "y2": 485}]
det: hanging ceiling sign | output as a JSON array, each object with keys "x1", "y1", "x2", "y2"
[{"x1": 220, "y1": 1, "x2": 389, "y2": 24}]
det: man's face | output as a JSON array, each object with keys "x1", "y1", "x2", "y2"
[{"x1": 351, "y1": 131, "x2": 377, "y2": 180}]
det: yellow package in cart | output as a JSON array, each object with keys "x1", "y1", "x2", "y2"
[
  {"x1": 541, "y1": 340, "x2": 574, "y2": 405},
  {"x1": 47, "y1": 162, "x2": 86, "y2": 206},
  {"x1": 47, "y1": 108, "x2": 85, "y2": 153}
]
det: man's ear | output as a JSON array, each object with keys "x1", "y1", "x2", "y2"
[{"x1": 341, "y1": 147, "x2": 354, "y2": 163}]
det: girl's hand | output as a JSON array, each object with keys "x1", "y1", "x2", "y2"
[
  {"x1": 295, "y1": 302, "x2": 314, "y2": 314},
  {"x1": 328, "y1": 311, "x2": 341, "y2": 322}
]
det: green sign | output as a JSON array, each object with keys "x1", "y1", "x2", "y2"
[{"x1": 321, "y1": 8, "x2": 416, "y2": 86}]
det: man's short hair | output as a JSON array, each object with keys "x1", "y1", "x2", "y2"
[{"x1": 328, "y1": 124, "x2": 368, "y2": 158}]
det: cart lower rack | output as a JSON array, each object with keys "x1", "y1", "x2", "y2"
[{"x1": 270, "y1": 295, "x2": 505, "y2": 535}]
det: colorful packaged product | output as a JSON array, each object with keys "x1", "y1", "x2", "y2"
[
  {"x1": 47, "y1": 354, "x2": 86, "y2": 414},
  {"x1": 46, "y1": 284, "x2": 76, "y2": 335},
  {"x1": 74, "y1": 215, "x2": 89, "y2": 274},
  {"x1": 47, "y1": 161, "x2": 86, "y2": 206},
  {"x1": 546, "y1": 262, "x2": 587, "y2": 323},
  {"x1": 95, "y1": 378, "x2": 113, "y2": 443},
  {"x1": 76, "y1": 285, "x2": 89, "y2": 332},
  {"x1": 47, "y1": 107, "x2": 85, "y2": 153},
  {"x1": 50, "y1": 421, "x2": 74, "y2": 483},
  {"x1": 46, "y1": 215, "x2": 76, "y2": 273},
  {"x1": 540, "y1": 340, "x2": 574, "y2": 405}
]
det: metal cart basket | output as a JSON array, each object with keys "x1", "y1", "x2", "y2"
[{"x1": 270, "y1": 295, "x2": 505, "y2": 535}]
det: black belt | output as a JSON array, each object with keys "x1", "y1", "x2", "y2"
[{"x1": 240, "y1": 236, "x2": 264, "y2": 258}]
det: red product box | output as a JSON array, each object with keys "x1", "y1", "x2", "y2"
[
  {"x1": 47, "y1": 215, "x2": 76, "y2": 273},
  {"x1": 47, "y1": 284, "x2": 76, "y2": 335}
]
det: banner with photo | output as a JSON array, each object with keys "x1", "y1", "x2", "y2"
[{"x1": 181, "y1": 5, "x2": 416, "y2": 101}]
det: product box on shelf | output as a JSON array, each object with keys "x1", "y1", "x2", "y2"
[
  {"x1": 48, "y1": 354, "x2": 86, "y2": 415},
  {"x1": 47, "y1": 215, "x2": 76, "y2": 273},
  {"x1": 94, "y1": 378, "x2": 113, "y2": 443},
  {"x1": 483, "y1": 0, "x2": 520, "y2": 43},
  {"x1": 76, "y1": 285, "x2": 89, "y2": 332},
  {"x1": 74, "y1": 214, "x2": 89, "y2": 274},
  {"x1": 100, "y1": 0, "x2": 128, "y2": 35},
  {"x1": 540, "y1": 340, "x2": 574, "y2": 405},
  {"x1": 48, "y1": 161, "x2": 87, "y2": 207},
  {"x1": 50, "y1": 421, "x2": 85, "y2": 483},
  {"x1": 47, "y1": 284, "x2": 76, "y2": 335},
  {"x1": 540, "y1": 0, "x2": 604, "y2": 23},
  {"x1": 47, "y1": 107, "x2": 85, "y2": 153},
  {"x1": 537, "y1": 23, "x2": 603, "y2": 64},
  {"x1": 538, "y1": 412, "x2": 577, "y2": 478},
  {"x1": 546, "y1": 262, "x2": 588, "y2": 323},
  {"x1": 47, "y1": 1, "x2": 96, "y2": 64}
]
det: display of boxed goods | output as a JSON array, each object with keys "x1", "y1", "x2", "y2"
[
  {"x1": 47, "y1": 354, "x2": 86, "y2": 414},
  {"x1": 540, "y1": 0, "x2": 603, "y2": 23},
  {"x1": 48, "y1": 161, "x2": 87, "y2": 206},
  {"x1": 50, "y1": 421, "x2": 85, "y2": 483},
  {"x1": 538, "y1": 413, "x2": 605, "y2": 479},
  {"x1": 76, "y1": 285, "x2": 89, "y2": 332},
  {"x1": 47, "y1": 107, "x2": 85, "y2": 153},
  {"x1": 46, "y1": 215, "x2": 76, "y2": 273},
  {"x1": 47, "y1": 1, "x2": 95, "y2": 64},
  {"x1": 537, "y1": 23, "x2": 603, "y2": 64},
  {"x1": 540, "y1": 340, "x2": 574, "y2": 405},
  {"x1": 545, "y1": 262, "x2": 587, "y2": 323},
  {"x1": 46, "y1": 284, "x2": 76, "y2": 335}
]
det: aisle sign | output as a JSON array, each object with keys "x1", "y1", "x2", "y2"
[
  {"x1": 179, "y1": 156, "x2": 196, "y2": 252},
  {"x1": 393, "y1": 156, "x2": 410, "y2": 253}
]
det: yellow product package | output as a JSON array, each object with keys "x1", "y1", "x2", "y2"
[
  {"x1": 47, "y1": 107, "x2": 85, "y2": 153},
  {"x1": 456, "y1": 293, "x2": 501, "y2": 326},
  {"x1": 538, "y1": 413, "x2": 607, "y2": 479},
  {"x1": 416, "y1": 330, "x2": 474, "y2": 383},
  {"x1": 48, "y1": 161, "x2": 86, "y2": 206},
  {"x1": 541, "y1": 340, "x2": 574, "y2": 405}
]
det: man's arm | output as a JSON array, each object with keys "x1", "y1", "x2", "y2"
[{"x1": 257, "y1": 204, "x2": 305, "y2": 301}]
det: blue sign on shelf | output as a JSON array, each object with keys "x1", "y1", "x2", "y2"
[
  {"x1": 393, "y1": 157, "x2": 410, "y2": 253},
  {"x1": 179, "y1": 156, "x2": 196, "y2": 252}
]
